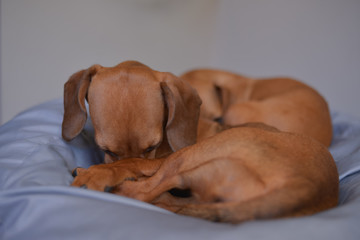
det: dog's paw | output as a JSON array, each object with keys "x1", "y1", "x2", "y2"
[
  {"x1": 71, "y1": 165, "x2": 137, "y2": 193},
  {"x1": 72, "y1": 167, "x2": 84, "y2": 177}
]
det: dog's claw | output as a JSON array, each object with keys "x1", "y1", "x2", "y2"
[
  {"x1": 104, "y1": 186, "x2": 115, "y2": 193},
  {"x1": 80, "y1": 184, "x2": 87, "y2": 189}
]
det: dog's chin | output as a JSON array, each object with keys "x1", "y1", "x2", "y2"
[{"x1": 104, "y1": 156, "x2": 115, "y2": 164}]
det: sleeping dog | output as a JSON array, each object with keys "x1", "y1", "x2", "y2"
[
  {"x1": 66, "y1": 61, "x2": 338, "y2": 223},
  {"x1": 72, "y1": 123, "x2": 339, "y2": 223},
  {"x1": 62, "y1": 61, "x2": 201, "y2": 163},
  {"x1": 181, "y1": 69, "x2": 333, "y2": 146}
]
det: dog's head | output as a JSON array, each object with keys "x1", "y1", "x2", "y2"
[{"x1": 62, "y1": 61, "x2": 201, "y2": 163}]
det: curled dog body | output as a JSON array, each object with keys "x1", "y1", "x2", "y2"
[
  {"x1": 181, "y1": 69, "x2": 332, "y2": 146},
  {"x1": 72, "y1": 124, "x2": 339, "y2": 223}
]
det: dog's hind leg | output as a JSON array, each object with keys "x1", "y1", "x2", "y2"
[{"x1": 174, "y1": 178, "x2": 338, "y2": 223}]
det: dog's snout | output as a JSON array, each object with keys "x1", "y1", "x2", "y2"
[{"x1": 104, "y1": 152, "x2": 149, "y2": 163}]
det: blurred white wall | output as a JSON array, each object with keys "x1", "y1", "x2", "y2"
[
  {"x1": 0, "y1": 0, "x2": 218, "y2": 124},
  {"x1": 211, "y1": 0, "x2": 360, "y2": 120},
  {"x1": 1, "y1": 0, "x2": 360, "y2": 124}
]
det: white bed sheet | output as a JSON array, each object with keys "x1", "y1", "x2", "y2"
[{"x1": 0, "y1": 99, "x2": 360, "y2": 240}]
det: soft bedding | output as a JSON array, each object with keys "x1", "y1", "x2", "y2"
[{"x1": 0, "y1": 99, "x2": 360, "y2": 240}]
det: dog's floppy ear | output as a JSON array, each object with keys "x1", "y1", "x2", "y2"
[
  {"x1": 62, "y1": 65, "x2": 99, "y2": 141},
  {"x1": 160, "y1": 72, "x2": 202, "y2": 151},
  {"x1": 214, "y1": 83, "x2": 231, "y2": 115}
]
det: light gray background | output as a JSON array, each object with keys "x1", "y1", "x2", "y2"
[{"x1": 1, "y1": 0, "x2": 359, "y2": 124}]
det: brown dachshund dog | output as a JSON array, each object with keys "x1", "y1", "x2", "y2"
[
  {"x1": 62, "y1": 61, "x2": 202, "y2": 162},
  {"x1": 180, "y1": 69, "x2": 333, "y2": 146},
  {"x1": 71, "y1": 123, "x2": 339, "y2": 223}
]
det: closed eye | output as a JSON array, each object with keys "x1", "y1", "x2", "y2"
[
  {"x1": 103, "y1": 149, "x2": 119, "y2": 158},
  {"x1": 143, "y1": 141, "x2": 161, "y2": 154},
  {"x1": 144, "y1": 145, "x2": 156, "y2": 154}
]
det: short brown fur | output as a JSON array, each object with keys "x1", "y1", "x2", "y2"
[
  {"x1": 181, "y1": 69, "x2": 332, "y2": 146},
  {"x1": 62, "y1": 61, "x2": 202, "y2": 162},
  {"x1": 72, "y1": 124, "x2": 339, "y2": 223}
]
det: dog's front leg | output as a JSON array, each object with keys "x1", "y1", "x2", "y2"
[{"x1": 71, "y1": 158, "x2": 163, "y2": 192}]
